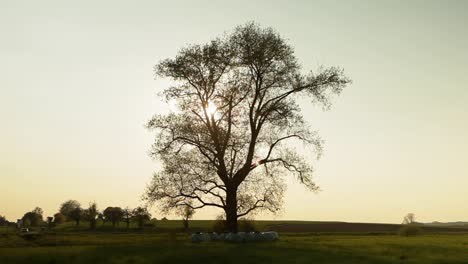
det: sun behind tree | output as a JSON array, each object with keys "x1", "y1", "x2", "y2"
[{"x1": 145, "y1": 22, "x2": 350, "y2": 232}]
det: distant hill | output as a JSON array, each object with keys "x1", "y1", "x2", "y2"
[
  {"x1": 266, "y1": 221, "x2": 468, "y2": 233},
  {"x1": 424, "y1": 221, "x2": 468, "y2": 227}
]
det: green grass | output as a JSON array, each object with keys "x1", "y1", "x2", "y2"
[
  {"x1": 1, "y1": 232, "x2": 468, "y2": 263},
  {"x1": 2, "y1": 221, "x2": 468, "y2": 263},
  {"x1": 0, "y1": 226, "x2": 15, "y2": 234}
]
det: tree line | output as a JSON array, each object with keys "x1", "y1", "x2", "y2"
[
  {"x1": 16, "y1": 200, "x2": 153, "y2": 230},
  {"x1": 2, "y1": 199, "x2": 196, "y2": 230}
]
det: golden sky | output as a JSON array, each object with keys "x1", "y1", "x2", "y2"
[{"x1": 1, "y1": 0, "x2": 467, "y2": 223}]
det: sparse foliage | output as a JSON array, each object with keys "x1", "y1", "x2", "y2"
[{"x1": 145, "y1": 22, "x2": 350, "y2": 232}]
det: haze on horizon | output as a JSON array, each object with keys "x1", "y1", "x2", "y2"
[{"x1": 0, "y1": 0, "x2": 467, "y2": 223}]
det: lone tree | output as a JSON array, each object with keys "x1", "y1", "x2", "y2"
[
  {"x1": 177, "y1": 204, "x2": 195, "y2": 230},
  {"x1": 145, "y1": 23, "x2": 350, "y2": 232},
  {"x1": 402, "y1": 213, "x2": 416, "y2": 225}
]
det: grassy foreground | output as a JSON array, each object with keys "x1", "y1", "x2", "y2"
[{"x1": 1, "y1": 221, "x2": 468, "y2": 264}]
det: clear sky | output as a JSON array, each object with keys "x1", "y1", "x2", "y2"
[{"x1": 1, "y1": 0, "x2": 467, "y2": 223}]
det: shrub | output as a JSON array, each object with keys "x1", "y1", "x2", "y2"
[
  {"x1": 238, "y1": 218, "x2": 256, "y2": 232},
  {"x1": 398, "y1": 224, "x2": 423, "y2": 236},
  {"x1": 212, "y1": 215, "x2": 227, "y2": 233}
]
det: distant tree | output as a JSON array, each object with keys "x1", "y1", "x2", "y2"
[
  {"x1": 177, "y1": 204, "x2": 195, "y2": 230},
  {"x1": 53, "y1": 213, "x2": 66, "y2": 225},
  {"x1": 46, "y1": 216, "x2": 54, "y2": 228},
  {"x1": 0, "y1": 215, "x2": 7, "y2": 226},
  {"x1": 103, "y1": 207, "x2": 124, "y2": 227},
  {"x1": 32, "y1": 207, "x2": 43, "y2": 216},
  {"x1": 97, "y1": 213, "x2": 105, "y2": 225},
  {"x1": 23, "y1": 218, "x2": 31, "y2": 227},
  {"x1": 145, "y1": 22, "x2": 350, "y2": 232},
  {"x1": 403, "y1": 213, "x2": 416, "y2": 225},
  {"x1": 59, "y1": 200, "x2": 81, "y2": 221},
  {"x1": 69, "y1": 207, "x2": 83, "y2": 226},
  {"x1": 123, "y1": 207, "x2": 132, "y2": 229},
  {"x1": 132, "y1": 207, "x2": 151, "y2": 229},
  {"x1": 212, "y1": 215, "x2": 227, "y2": 233},
  {"x1": 238, "y1": 218, "x2": 257, "y2": 232},
  {"x1": 161, "y1": 217, "x2": 168, "y2": 221},
  {"x1": 22, "y1": 208, "x2": 43, "y2": 227},
  {"x1": 83, "y1": 202, "x2": 99, "y2": 230}
]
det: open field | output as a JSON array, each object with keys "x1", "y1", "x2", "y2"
[
  {"x1": 12, "y1": 220, "x2": 464, "y2": 233},
  {"x1": 1, "y1": 221, "x2": 468, "y2": 263},
  {"x1": 1, "y1": 232, "x2": 468, "y2": 263}
]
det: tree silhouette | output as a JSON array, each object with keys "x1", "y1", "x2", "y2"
[
  {"x1": 403, "y1": 213, "x2": 416, "y2": 225},
  {"x1": 145, "y1": 22, "x2": 350, "y2": 232},
  {"x1": 32, "y1": 207, "x2": 43, "y2": 216},
  {"x1": 53, "y1": 213, "x2": 66, "y2": 224},
  {"x1": 123, "y1": 207, "x2": 132, "y2": 229},
  {"x1": 69, "y1": 207, "x2": 83, "y2": 226},
  {"x1": 59, "y1": 200, "x2": 81, "y2": 221},
  {"x1": 177, "y1": 204, "x2": 195, "y2": 230},
  {"x1": 83, "y1": 202, "x2": 99, "y2": 230},
  {"x1": 22, "y1": 208, "x2": 43, "y2": 227},
  {"x1": 132, "y1": 207, "x2": 151, "y2": 229},
  {"x1": 0, "y1": 215, "x2": 7, "y2": 226},
  {"x1": 46, "y1": 217, "x2": 53, "y2": 228},
  {"x1": 103, "y1": 207, "x2": 124, "y2": 227}
]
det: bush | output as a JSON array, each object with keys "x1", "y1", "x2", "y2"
[
  {"x1": 53, "y1": 213, "x2": 66, "y2": 225},
  {"x1": 212, "y1": 215, "x2": 227, "y2": 233},
  {"x1": 398, "y1": 224, "x2": 423, "y2": 236},
  {"x1": 238, "y1": 218, "x2": 256, "y2": 232}
]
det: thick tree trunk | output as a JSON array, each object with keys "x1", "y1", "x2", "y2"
[{"x1": 225, "y1": 186, "x2": 238, "y2": 233}]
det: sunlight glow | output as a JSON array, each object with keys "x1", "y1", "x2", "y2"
[{"x1": 205, "y1": 101, "x2": 217, "y2": 116}]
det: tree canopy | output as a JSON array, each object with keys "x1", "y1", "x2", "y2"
[
  {"x1": 59, "y1": 200, "x2": 81, "y2": 220},
  {"x1": 22, "y1": 207, "x2": 44, "y2": 227},
  {"x1": 103, "y1": 207, "x2": 124, "y2": 227},
  {"x1": 145, "y1": 22, "x2": 350, "y2": 231}
]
